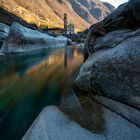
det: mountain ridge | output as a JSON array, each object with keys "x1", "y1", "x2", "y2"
[{"x1": 0, "y1": 0, "x2": 115, "y2": 31}]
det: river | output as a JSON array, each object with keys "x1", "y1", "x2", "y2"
[{"x1": 0, "y1": 46, "x2": 83, "y2": 140}]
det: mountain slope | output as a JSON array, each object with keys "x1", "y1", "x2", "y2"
[
  {"x1": 70, "y1": 0, "x2": 115, "y2": 22},
  {"x1": 45, "y1": 0, "x2": 90, "y2": 30},
  {"x1": 103, "y1": 2, "x2": 116, "y2": 12},
  {"x1": 68, "y1": 0, "x2": 98, "y2": 24},
  {"x1": 0, "y1": 0, "x2": 115, "y2": 31},
  {"x1": 0, "y1": 7, "x2": 37, "y2": 29}
]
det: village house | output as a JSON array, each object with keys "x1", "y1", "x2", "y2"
[
  {"x1": 44, "y1": 13, "x2": 75, "y2": 36},
  {"x1": 67, "y1": 23, "x2": 74, "y2": 35},
  {"x1": 64, "y1": 13, "x2": 75, "y2": 35},
  {"x1": 46, "y1": 28, "x2": 63, "y2": 35}
]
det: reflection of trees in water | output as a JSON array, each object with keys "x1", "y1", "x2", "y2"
[{"x1": 0, "y1": 50, "x2": 51, "y2": 78}]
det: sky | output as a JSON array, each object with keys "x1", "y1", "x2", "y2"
[{"x1": 101, "y1": 0, "x2": 129, "y2": 7}]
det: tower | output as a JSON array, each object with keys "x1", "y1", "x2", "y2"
[{"x1": 64, "y1": 13, "x2": 67, "y2": 35}]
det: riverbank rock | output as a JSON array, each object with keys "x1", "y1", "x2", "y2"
[
  {"x1": 0, "y1": 22, "x2": 67, "y2": 53},
  {"x1": 85, "y1": 0, "x2": 140, "y2": 55},
  {"x1": 94, "y1": 95, "x2": 140, "y2": 127},
  {"x1": 103, "y1": 0, "x2": 140, "y2": 31},
  {"x1": 75, "y1": 0, "x2": 140, "y2": 110},
  {"x1": 22, "y1": 105, "x2": 140, "y2": 140},
  {"x1": 76, "y1": 29, "x2": 140, "y2": 109},
  {"x1": 0, "y1": 22, "x2": 9, "y2": 47}
]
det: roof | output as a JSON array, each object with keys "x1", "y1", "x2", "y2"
[{"x1": 46, "y1": 28, "x2": 63, "y2": 31}]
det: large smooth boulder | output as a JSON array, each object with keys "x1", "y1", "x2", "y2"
[
  {"x1": 1, "y1": 22, "x2": 67, "y2": 53},
  {"x1": 75, "y1": 29, "x2": 140, "y2": 109},
  {"x1": 0, "y1": 22, "x2": 9, "y2": 46},
  {"x1": 75, "y1": 0, "x2": 140, "y2": 132},
  {"x1": 93, "y1": 29, "x2": 140, "y2": 51},
  {"x1": 23, "y1": 105, "x2": 140, "y2": 140},
  {"x1": 85, "y1": 0, "x2": 140, "y2": 55},
  {"x1": 94, "y1": 95, "x2": 140, "y2": 127}
]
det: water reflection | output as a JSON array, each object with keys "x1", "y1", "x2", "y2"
[
  {"x1": 64, "y1": 46, "x2": 74, "y2": 68},
  {"x1": 0, "y1": 46, "x2": 83, "y2": 140}
]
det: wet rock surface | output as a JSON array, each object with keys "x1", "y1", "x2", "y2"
[{"x1": 22, "y1": 93, "x2": 140, "y2": 140}]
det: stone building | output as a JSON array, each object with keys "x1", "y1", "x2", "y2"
[
  {"x1": 64, "y1": 13, "x2": 67, "y2": 35},
  {"x1": 45, "y1": 28, "x2": 63, "y2": 35},
  {"x1": 63, "y1": 13, "x2": 74, "y2": 35},
  {"x1": 67, "y1": 23, "x2": 74, "y2": 35},
  {"x1": 44, "y1": 13, "x2": 75, "y2": 36}
]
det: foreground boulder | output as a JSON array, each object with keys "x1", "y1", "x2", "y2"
[
  {"x1": 76, "y1": 30, "x2": 140, "y2": 109},
  {"x1": 23, "y1": 105, "x2": 140, "y2": 140},
  {"x1": 0, "y1": 22, "x2": 9, "y2": 47},
  {"x1": 75, "y1": 0, "x2": 140, "y2": 111},
  {"x1": 1, "y1": 22, "x2": 67, "y2": 53},
  {"x1": 103, "y1": 0, "x2": 140, "y2": 31},
  {"x1": 85, "y1": 0, "x2": 140, "y2": 55}
]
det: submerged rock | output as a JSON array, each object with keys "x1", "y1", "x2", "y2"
[
  {"x1": 1, "y1": 22, "x2": 67, "y2": 53},
  {"x1": 0, "y1": 22, "x2": 9, "y2": 47},
  {"x1": 94, "y1": 95, "x2": 140, "y2": 127},
  {"x1": 103, "y1": 0, "x2": 140, "y2": 31},
  {"x1": 93, "y1": 29, "x2": 140, "y2": 52}
]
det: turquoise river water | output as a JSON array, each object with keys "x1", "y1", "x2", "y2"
[{"x1": 0, "y1": 46, "x2": 83, "y2": 140}]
